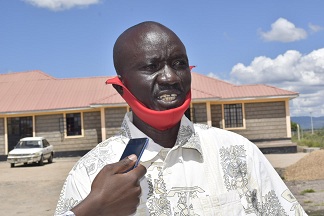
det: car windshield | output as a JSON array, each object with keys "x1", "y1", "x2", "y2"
[{"x1": 15, "y1": 140, "x2": 42, "y2": 148}]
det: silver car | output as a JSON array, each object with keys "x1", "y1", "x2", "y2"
[{"x1": 7, "y1": 137, "x2": 54, "y2": 168}]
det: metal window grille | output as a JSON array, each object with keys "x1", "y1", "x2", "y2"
[{"x1": 224, "y1": 104, "x2": 243, "y2": 128}]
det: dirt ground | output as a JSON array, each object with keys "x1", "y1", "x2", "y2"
[
  {"x1": 285, "y1": 180, "x2": 324, "y2": 216},
  {"x1": 283, "y1": 150, "x2": 324, "y2": 216},
  {"x1": 0, "y1": 157, "x2": 80, "y2": 216},
  {"x1": 0, "y1": 155, "x2": 323, "y2": 216}
]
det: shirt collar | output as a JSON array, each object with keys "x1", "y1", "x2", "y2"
[
  {"x1": 175, "y1": 116, "x2": 203, "y2": 156},
  {"x1": 119, "y1": 112, "x2": 203, "y2": 161}
]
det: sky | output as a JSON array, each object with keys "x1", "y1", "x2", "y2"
[{"x1": 1, "y1": 0, "x2": 323, "y2": 117}]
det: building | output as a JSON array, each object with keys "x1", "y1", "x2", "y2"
[{"x1": 0, "y1": 70, "x2": 298, "y2": 160}]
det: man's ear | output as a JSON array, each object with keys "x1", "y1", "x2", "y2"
[{"x1": 112, "y1": 84, "x2": 123, "y2": 95}]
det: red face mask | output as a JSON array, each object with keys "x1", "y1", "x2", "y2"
[{"x1": 106, "y1": 76, "x2": 191, "y2": 131}]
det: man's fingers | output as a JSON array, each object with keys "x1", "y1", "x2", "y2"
[
  {"x1": 103, "y1": 154, "x2": 146, "y2": 178},
  {"x1": 131, "y1": 164, "x2": 147, "y2": 179},
  {"x1": 114, "y1": 154, "x2": 137, "y2": 174}
]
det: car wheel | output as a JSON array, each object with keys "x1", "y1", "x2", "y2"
[
  {"x1": 10, "y1": 163, "x2": 14, "y2": 168},
  {"x1": 38, "y1": 155, "x2": 44, "y2": 166},
  {"x1": 48, "y1": 153, "x2": 53, "y2": 163}
]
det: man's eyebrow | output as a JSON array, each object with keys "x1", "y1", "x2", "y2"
[
  {"x1": 142, "y1": 55, "x2": 162, "y2": 63},
  {"x1": 171, "y1": 54, "x2": 188, "y2": 60},
  {"x1": 169, "y1": 51, "x2": 187, "y2": 57}
]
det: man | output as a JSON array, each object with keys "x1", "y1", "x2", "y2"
[{"x1": 55, "y1": 21, "x2": 306, "y2": 215}]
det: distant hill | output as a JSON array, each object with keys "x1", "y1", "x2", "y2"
[{"x1": 291, "y1": 116, "x2": 324, "y2": 129}]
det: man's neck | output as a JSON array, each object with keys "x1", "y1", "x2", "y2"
[{"x1": 133, "y1": 114, "x2": 180, "y2": 148}]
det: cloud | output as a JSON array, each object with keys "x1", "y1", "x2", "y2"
[
  {"x1": 23, "y1": 0, "x2": 101, "y2": 11},
  {"x1": 309, "y1": 23, "x2": 324, "y2": 33},
  {"x1": 207, "y1": 72, "x2": 220, "y2": 79},
  {"x1": 229, "y1": 48, "x2": 324, "y2": 117},
  {"x1": 259, "y1": 18, "x2": 307, "y2": 42}
]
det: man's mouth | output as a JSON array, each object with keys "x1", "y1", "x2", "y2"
[{"x1": 158, "y1": 94, "x2": 177, "y2": 102}]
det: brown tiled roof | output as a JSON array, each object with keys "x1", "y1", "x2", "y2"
[{"x1": 0, "y1": 70, "x2": 298, "y2": 114}]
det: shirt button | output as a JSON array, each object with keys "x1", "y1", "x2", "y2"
[{"x1": 165, "y1": 168, "x2": 172, "y2": 174}]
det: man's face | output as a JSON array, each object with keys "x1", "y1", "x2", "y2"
[{"x1": 119, "y1": 28, "x2": 191, "y2": 111}]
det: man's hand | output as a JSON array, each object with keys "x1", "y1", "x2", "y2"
[{"x1": 71, "y1": 154, "x2": 146, "y2": 216}]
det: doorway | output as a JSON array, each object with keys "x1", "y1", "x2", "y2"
[{"x1": 7, "y1": 117, "x2": 33, "y2": 151}]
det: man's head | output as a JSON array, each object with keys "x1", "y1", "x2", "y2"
[{"x1": 113, "y1": 21, "x2": 191, "y2": 111}]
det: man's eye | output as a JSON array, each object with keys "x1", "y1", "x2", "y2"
[
  {"x1": 144, "y1": 64, "x2": 158, "y2": 71},
  {"x1": 173, "y1": 60, "x2": 188, "y2": 68}
]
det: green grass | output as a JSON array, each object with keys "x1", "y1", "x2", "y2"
[
  {"x1": 300, "y1": 189, "x2": 316, "y2": 195},
  {"x1": 292, "y1": 128, "x2": 324, "y2": 148}
]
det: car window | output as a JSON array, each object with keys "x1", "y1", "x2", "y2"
[
  {"x1": 15, "y1": 141, "x2": 24, "y2": 148},
  {"x1": 16, "y1": 140, "x2": 41, "y2": 148},
  {"x1": 43, "y1": 140, "x2": 49, "y2": 147}
]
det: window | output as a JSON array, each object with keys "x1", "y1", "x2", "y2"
[
  {"x1": 224, "y1": 104, "x2": 243, "y2": 128},
  {"x1": 66, "y1": 113, "x2": 82, "y2": 136},
  {"x1": 42, "y1": 139, "x2": 50, "y2": 147}
]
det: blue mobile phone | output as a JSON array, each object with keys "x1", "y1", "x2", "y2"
[{"x1": 119, "y1": 138, "x2": 149, "y2": 172}]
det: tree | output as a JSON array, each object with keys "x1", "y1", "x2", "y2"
[{"x1": 291, "y1": 121, "x2": 298, "y2": 132}]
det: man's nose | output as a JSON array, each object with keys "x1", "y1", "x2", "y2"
[{"x1": 157, "y1": 65, "x2": 181, "y2": 85}]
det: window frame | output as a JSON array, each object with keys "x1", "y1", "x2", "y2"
[
  {"x1": 223, "y1": 103, "x2": 245, "y2": 129},
  {"x1": 64, "y1": 112, "x2": 84, "y2": 138}
]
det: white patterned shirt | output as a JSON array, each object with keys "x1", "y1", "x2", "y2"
[{"x1": 55, "y1": 112, "x2": 306, "y2": 215}]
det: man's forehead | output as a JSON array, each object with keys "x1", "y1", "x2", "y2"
[
  {"x1": 113, "y1": 22, "x2": 186, "y2": 72},
  {"x1": 141, "y1": 31, "x2": 169, "y2": 45},
  {"x1": 121, "y1": 27, "x2": 185, "y2": 56},
  {"x1": 133, "y1": 28, "x2": 185, "y2": 53}
]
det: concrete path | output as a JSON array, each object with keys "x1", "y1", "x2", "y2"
[{"x1": 265, "y1": 152, "x2": 309, "y2": 168}]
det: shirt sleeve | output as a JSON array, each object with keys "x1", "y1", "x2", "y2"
[
  {"x1": 54, "y1": 210, "x2": 76, "y2": 216},
  {"x1": 54, "y1": 165, "x2": 92, "y2": 216},
  {"x1": 248, "y1": 143, "x2": 307, "y2": 215}
]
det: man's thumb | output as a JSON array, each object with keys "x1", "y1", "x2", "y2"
[{"x1": 116, "y1": 154, "x2": 137, "y2": 174}]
